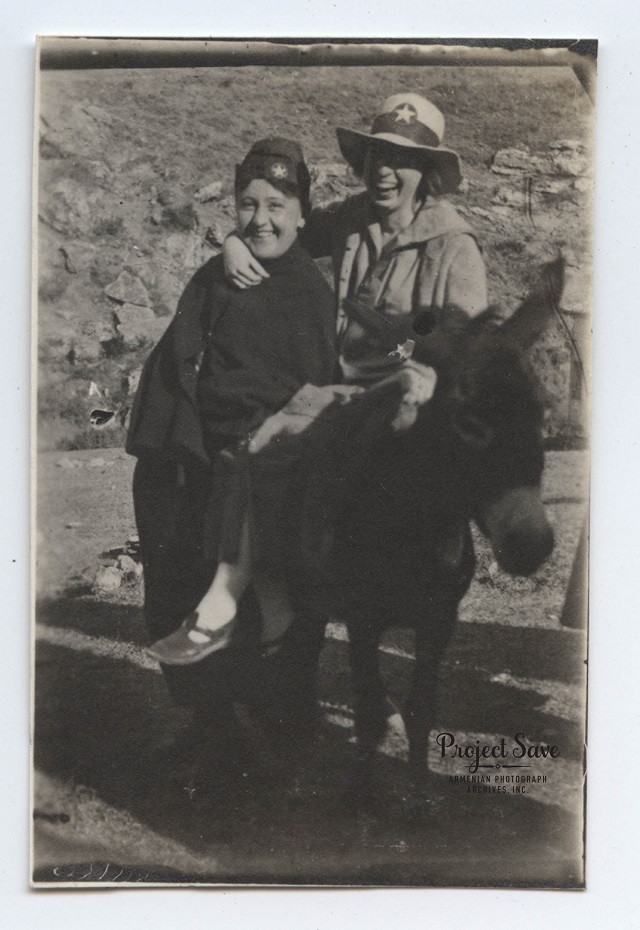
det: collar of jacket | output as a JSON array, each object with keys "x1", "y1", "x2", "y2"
[
  {"x1": 258, "y1": 238, "x2": 309, "y2": 276},
  {"x1": 344, "y1": 191, "x2": 475, "y2": 251}
]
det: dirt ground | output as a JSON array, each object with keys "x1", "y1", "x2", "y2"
[{"x1": 33, "y1": 447, "x2": 588, "y2": 887}]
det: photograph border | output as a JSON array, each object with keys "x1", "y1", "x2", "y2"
[
  {"x1": 3, "y1": 1, "x2": 640, "y2": 926},
  {"x1": 33, "y1": 31, "x2": 591, "y2": 891}
]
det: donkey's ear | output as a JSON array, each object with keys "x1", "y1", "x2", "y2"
[
  {"x1": 412, "y1": 305, "x2": 471, "y2": 368},
  {"x1": 501, "y1": 258, "x2": 565, "y2": 349}
]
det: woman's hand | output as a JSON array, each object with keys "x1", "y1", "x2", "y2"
[
  {"x1": 223, "y1": 233, "x2": 270, "y2": 289},
  {"x1": 391, "y1": 360, "x2": 438, "y2": 432}
]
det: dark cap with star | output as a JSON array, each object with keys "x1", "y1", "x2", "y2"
[{"x1": 235, "y1": 137, "x2": 311, "y2": 215}]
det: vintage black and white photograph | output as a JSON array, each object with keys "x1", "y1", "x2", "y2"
[{"x1": 33, "y1": 37, "x2": 594, "y2": 888}]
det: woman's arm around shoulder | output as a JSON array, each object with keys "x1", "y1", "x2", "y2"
[{"x1": 220, "y1": 207, "x2": 340, "y2": 288}]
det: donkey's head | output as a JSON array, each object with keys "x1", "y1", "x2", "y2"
[{"x1": 410, "y1": 259, "x2": 564, "y2": 575}]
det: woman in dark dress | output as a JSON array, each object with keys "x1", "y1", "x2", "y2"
[{"x1": 127, "y1": 139, "x2": 337, "y2": 733}]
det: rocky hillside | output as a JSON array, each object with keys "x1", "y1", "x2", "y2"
[{"x1": 37, "y1": 64, "x2": 594, "y2": 449}]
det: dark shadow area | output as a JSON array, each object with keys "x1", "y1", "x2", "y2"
[
  {"x1": 34, "y1": 596, "x2": 584, "y2": 887},
  {"x1": 448, "y1": 621, "x2": 586, "y2": 683},
  {"x1": 37, "y1": 595, "x2": 150, "y2": 646}
]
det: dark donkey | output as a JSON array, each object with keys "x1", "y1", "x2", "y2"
[{"x1": 296, "y1": 259, "x2": 564, "y2": 806}]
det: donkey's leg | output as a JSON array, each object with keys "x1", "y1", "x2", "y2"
[
  {"x1": 404, "y1": 601, "x2": 458, "y2": 797},
  {"x1": 346, "y1": 620, "x2": 387, "y2": 807},
  {"x1": 258, "y1": 601, "x2": 328, "y2": 749}
]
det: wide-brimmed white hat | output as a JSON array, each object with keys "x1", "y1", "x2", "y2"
[{"x1": 336, "y1": 92, "x2": 463, "y2": 194}]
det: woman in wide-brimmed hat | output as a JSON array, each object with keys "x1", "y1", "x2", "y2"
[{"x1": 224, "y1": 92, "x2": 488, "y2": 385}]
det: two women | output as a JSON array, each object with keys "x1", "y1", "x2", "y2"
[
  {"x1": 226, "y1": 92, "x2": 488, "y2": 386},
  {"x1": 128, "y1": 92, "x2": 489, "y2": 740}
]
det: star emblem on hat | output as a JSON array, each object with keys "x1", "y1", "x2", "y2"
[
  {"x1": 393, "y1": 103, "x2": 417, "y2": 124},
  {"x1": 270, "y1": 162, "x2": 289, "y2": 179}
]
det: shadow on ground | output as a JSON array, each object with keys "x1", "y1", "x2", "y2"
[{"x1": 33, "y1": 596, "x2": 585, "y2": 887}]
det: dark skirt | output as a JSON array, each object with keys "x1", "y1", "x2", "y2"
[
  {"x1": 215, "y1": 440, "x2": 307, "y2": 572},
  {"x1": 132, "y1": 450, "x2": 328, "y2": 711},
  {"x1": 132, "y1": 456, "x2": 263, "y2": 708}
]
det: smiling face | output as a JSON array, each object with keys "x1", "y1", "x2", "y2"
[
  {"x1": 362, "y1": 142, "x2": 425, "y2": 216},
  {"x1": 236, "y1": 179, "x2": 304, "y2": 260}
]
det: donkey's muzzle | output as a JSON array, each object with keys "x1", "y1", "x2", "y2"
[{"x1": 482, "y1": 487, "x2": 554, "y2": 576}]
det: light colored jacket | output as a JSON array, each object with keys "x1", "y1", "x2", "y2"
[{"x1": 301, "y1": 191, "x2": 488, "y2": 382}]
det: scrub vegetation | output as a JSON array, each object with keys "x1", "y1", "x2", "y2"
[{"x1": 37, "y1": 64, "x2": 593, "y2": 449}]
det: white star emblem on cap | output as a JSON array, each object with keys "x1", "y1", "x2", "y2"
[
  {"x1": 394, "y1": 103, "x2": 417, "y2": 124},
  {"x1": 271, "y1": 162, "x2": 289, "y2": 179}
]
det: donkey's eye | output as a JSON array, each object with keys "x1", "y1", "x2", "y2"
[{"x1": 413, "y1": 310, "x2": 437, "y2": 335}]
